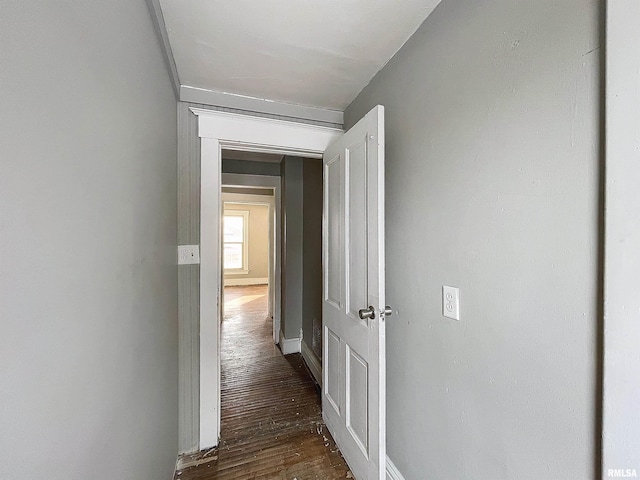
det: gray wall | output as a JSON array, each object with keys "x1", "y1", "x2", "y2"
[
  {"x1": 176, "y1": 102, "x2": 201, "y2": 454},
  {"x1": 345, "y1": 0, "x2": 601, "y2": 478},
  {"x1": 281, "y1": 157, "x2": 304, "y2": 339},
  {"x1": 0, "y1": 1, "x2": 178, "y2": 479},
  {"x1": 302, "y1": 159, "x2": 324, "y2": 359},
  {"x1": 603, "y1": 0, "x2": 640, "y2": 475},
  {"x1": 222, "y1": 159, "x2": 282, "y2": 177},
  {"x1": 222, "y1": 187, "x2": 274, "y2": 196},
  {"x1": 281, "y1": 157, "x2": 323, "y2": 348}
]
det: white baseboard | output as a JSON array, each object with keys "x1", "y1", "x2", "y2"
[
  {"x1": 224, "y1": 277, "x2": 268, "y2": 286},
  {"x1": 279, "y1": 330, "x2": 301, "y2": 355},
  {"x1": 386, "y1": 456, "x2": 406, "y2": 480},
  {"x1": 301, "y1": 341, "x2": 322, "y2": 387}
]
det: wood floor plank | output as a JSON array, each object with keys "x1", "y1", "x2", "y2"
[{"x1": 175, "y1": 285, "x2": 351, "y2": 480}]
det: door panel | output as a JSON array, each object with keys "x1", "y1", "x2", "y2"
[
  {"x1": 346, "y1": 138, "x2": 368, "y2": 319},
  {"x1": 325, "y1": 154, "x2": 342, "y2": 309},
  {"x1": 325, "y1": 327, "x2": 342, "y2": 414},
  {"x1": 346, "y1": 346, "x2": 369, "y2": 455},
  {"x1": 322, "y1": 105, "x2": 385, "y2": 480}
]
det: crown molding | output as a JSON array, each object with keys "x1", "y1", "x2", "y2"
[
  {"x1": 145, "y1": 0, "x2": 180, "y2": 98},
  {"x1": 181, "y1": 85, "x2": 343, "y2": 126}
]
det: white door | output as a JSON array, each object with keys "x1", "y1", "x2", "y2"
[{"x1": 322, "y1": 105, "x2": 386, "y2": 480}]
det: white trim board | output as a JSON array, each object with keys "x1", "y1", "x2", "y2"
[
  {"x1": 279, "y1": 330, "x2": 302, "y2": 355},
  {"x1": 301, "y1": 341, "x2": 322, "y2": 388},
  {"x1": 386, "y1": 456, "x2": 406, "y2": 480},
  {"x1": 222, "y1": 174, "x2": 282, "y2": 188},
  {"x1": 193, "y1": 108, "x2": 342, "y2": 449},
  {"x1": 223, "y1": 277, "x2": 268, "y2": 286},
  {"x1": 182, "y1": 86, "x2": 343, "y2": 126},
  {"x1": 192, "y1": 108, "x2": 342, "y2": 155}
]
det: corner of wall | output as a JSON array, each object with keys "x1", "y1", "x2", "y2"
[
  {"x1": 300, "y1": 340, "x2": 322, "y2": 387},
  {"x1": 279, "y1": 330, "x2": 302, "y2": 355}
]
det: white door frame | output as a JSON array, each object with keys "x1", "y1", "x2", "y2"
[
  {"x1": 222, "y1": 174, "x2": 281, "y2": 343},
  {"x1": 191, "y1": 107, "x2": 342, "y2": 448}
]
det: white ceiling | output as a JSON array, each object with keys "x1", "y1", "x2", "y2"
[{"x1": 159, "y1": 0, "x2": 441, "y2": 111}]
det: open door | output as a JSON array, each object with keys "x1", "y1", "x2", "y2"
[{"x1": 322, "y1": 105, "x2": 386, "y2": 480}]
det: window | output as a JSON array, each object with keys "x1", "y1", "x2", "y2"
[{"x1": 223, "y1": 210, "x2": 249, "y2": 273}]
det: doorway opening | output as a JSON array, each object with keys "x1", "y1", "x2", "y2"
[
  {"x1": 219, "y1": 150, "x2": 325, "y2": 380},
  {"x1": 182, "y1": 151, "x2": 349, "y2": 478},
  {"x1": 221, "y1": 182, "x2": 276, "y2": 339},
  {"x1": 221, "y1": 187, "x2": 276, "y2": 379},
  {"x1": 190, "y1": 107, "x2": 342, "y2": 449}
]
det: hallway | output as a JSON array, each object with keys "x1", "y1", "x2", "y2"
[{"x1": 175, "y1": 285, "x2": 351, "y2": 479}]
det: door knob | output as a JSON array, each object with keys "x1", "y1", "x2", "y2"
[{"x1": 358, "y1": 306, "x2": 376, "y2": 320}]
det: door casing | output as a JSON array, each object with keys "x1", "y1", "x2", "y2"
[{"x1": 191, "y1": 108, "x2": 342, "y2": 448}]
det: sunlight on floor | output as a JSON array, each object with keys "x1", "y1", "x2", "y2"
[{"x1": 223, "y1": 294, "x2": 265, "y2": 308}]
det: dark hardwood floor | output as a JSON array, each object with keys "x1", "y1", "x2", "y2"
[{"x1": 175, "y1": 285, "x2": 351, "y2": 480}]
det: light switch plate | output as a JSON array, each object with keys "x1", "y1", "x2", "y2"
[
  {"x1": 178, "y1": 245, "x2": 200, "y2": 265},
  {"x1": 442, "y1": 285, "x2": 460, "y2": 320}
]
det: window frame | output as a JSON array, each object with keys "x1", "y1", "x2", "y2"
[{"x1": 223, "y1": 210, "x2": 250, "y2": 274}]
